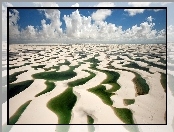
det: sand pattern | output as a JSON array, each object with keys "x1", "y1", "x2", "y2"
[{"x1": 8, "y1": 43, "x2": 166, "y2": 124}]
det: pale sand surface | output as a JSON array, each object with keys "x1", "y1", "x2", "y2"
[
  {"x1": 110, "y1": 70, "x2": 136, "y2": 108},
  {"x1": 129, "y1": 72, "x2": 166, "y2": 124},
  {"x1": 8, "y1": 44, "x2": 167, "y2": 125},
  {"x1": 97, "y1": 55, "x2": 166, "y2": 124},
  {"x1": 71, "y1": 89, "x2": 124, "y2": 124},
  {"x1": 3, "y1": 43, "x2": 172, "y2": 131},
  {"x1": 109, "y1": 61, "x2": 166, "y2": 124},
  {"x1": 10, "y1": 67, "x2": 45, "y2": 84},
  {"x1": 9, "y1": 79, "x2": 47, "y2": 117},
  {"x1": 58, "y1": 65, "x2": 69, "y2": 72},
  {"x1": 69, "y1": 60, "x2": 79, "y2": 66},
  {"x1": 16, "y1": 94, "x2": 58, "y2": 124},
  {"x1": 73, "y1": 68, "x2": 107, "y2": 90},
  {"x1": 136, "y1": 61, "x2": 148, "y2": 67},
  {"x1": 16, "y1": 69, "x2": 90, "y2": 124},
  {"x1": 137, "y1": 85, "x2": 173, "y2": 132},
  {"x1": 70, "y1": 68, "x2": 124, "y2": 124},
  {"x1": 100, "y1": 43, "x2": 172, "y2": 131},
  {"x1": 149, "y1": 66, "x2": 166, "y2": 74}
]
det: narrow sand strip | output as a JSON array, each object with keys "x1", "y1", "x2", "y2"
[
  {"x1": 11, "y1": 67, "x2": 45, "y2": 84},
  {"x1": 96, "y1": 65, "x2": 136, "y2": 108},
  {"x1": 110, "y1": 70, "x2": 136, "y2": 108},
  {"x1": 70, "y1": 68, "x2": 124, "y2": 124}
]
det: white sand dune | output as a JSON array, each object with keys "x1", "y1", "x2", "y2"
[
  {"x1": 71, "y1": 89, "x2": 124, "y2": 124},
  {"x1": 129, "y1": 72, "x2": 166, "y2": 124},
  {"x1": 9, "y1": 79, "x2": 47, "y2": 118},
  {"x1": 135, "y1": 79, "x2": 173, "y2": 132},
  {"x1": 15, "y1": 70, "x2": 90, "y2": 124},
  {"x1": 71, "y1": 68, "x2": 124, "y2": 124},
  {"x1": 16, "y1": 91, "x2": 58, "y2": 124},
  {"x1": 8, "y1": 43, "x2": 166, "y2": 125},
  {"x1": 110, "y1": 70, "x2": 136, "y2": 108},
  {"x1": 105, "y1": 60, "x2": 166, "y2": 124},
  {"x1": 73, "y1": 68, "x2": 107, "y2": 90}
]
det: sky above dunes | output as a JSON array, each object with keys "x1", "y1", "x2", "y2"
[{"x1": 2, "y1": 2, "x2": 173, "y2": 44}]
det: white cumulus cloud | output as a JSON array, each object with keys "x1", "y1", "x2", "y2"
[
  {"x1": 9, "y1": 9, "x2": 63, "y2": 43},
  {"x1": 126, "y1": 2, "x2": 162, "y2": 16},
  {"x1": 35, "y1": 9, "x2": 62, "y2": 41},
  {"x1": 157, "y1": 29, "x2": 166, "y2": 39},
  {"x1": 92, "y1": 9, "x2": 112, "y2": 21},
  {"x1": 147, "y1": 16, "x2": 154, "y2": 22},
  {"x1": 123, "y1": 21, "x2": 158, "y2": 41},
  {"x1": 125, "y1": 8, "x2": 163, "y2": 16},
  {"x1": 20, "y1": 25, "x2": 38, "y2": 40},
  {"x1": 41, "y1": 9, "x2": 62, "y2": 34},
  {"x1": 92, "y1": 2, "x2": 114, "y2": 22},
  {"x1": 124, "y1": 9, "x2": 145, "y2": 16},
  {"x1": 63, "y1": 9, "x2": 96, "y2": 39}
]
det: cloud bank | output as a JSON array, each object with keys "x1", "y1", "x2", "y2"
[{"x1": 7, "y1": 6, "x2": 166, "y2": 44}]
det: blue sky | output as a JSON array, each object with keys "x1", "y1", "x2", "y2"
[{"x1": 14, "y1": 8, "x2": 166, "y2": 33}]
